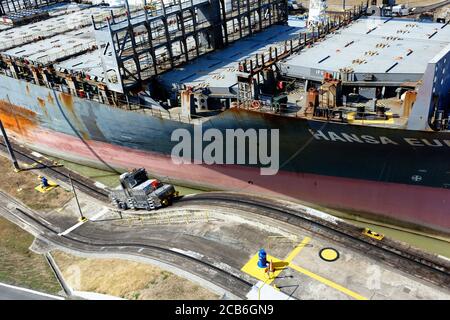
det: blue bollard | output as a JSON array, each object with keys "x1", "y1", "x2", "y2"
[
  {"x1": 41, "y1": 176, "x2": 49, "y2": 188},
  {"x1": 257, "y1": 249, "x2": 267, "y2": 268}
]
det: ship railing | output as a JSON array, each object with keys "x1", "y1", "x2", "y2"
[
  {"x1": 35, "y1": 42, "x2": 97, "y2": 66},
  {"x1": 94, "y1": 0, "x2": 208, "y2": 30},
  {"x1": 0, "y1": 0, "x2": 64, "y2": 16},
  {"x1": 114, "y1": 96, "x2": 215, "y2": 124},
  {"x1": 241, "y1": 101, "x2": 400, "y2": 128},
  {"x1": 238, "y1": 12, "x2": 355, "y2": 77},
  {"x1": 236, "y1": 2, "x2": 368, "y2": 95},
  {"x1": 0, "y1": 7, "x2": 119, "y2": 51},
  {"x1": 0, "y1": 44, "x2": 97, "y2": 67}
]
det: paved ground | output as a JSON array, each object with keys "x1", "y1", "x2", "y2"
[
  {"x1": 0, "y1": 171, "x2": 449, "y2": 300},
  {"x1": 269, "y1": 235, "x2": 450, "y2": 300},
  {"x1": 0, "y1": 283, "x2": 61, "y2": 300},
  {"x1": 5, "y1": 189, "x2": 448, "y2": 300}
]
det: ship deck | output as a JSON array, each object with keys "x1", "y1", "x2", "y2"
[
  {"x1": 0, "y1": 3, "x2": 129, "y2": 83},
  {"x1": 278, "y1": 17, "x2": 450, "y2": 85},
  {"x1": 158, "y1": 19, "x2": 307, "y2": 96}
]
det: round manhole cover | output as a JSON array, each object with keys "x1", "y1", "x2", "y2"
[{"x1": 319, "y1": 248, "x2": 340, "y2": 262}]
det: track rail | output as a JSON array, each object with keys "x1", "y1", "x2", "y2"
[
  {"x1": 1, "y1": 202, "x2": 253, "y2": 298},
  {"x1": 1, "y1": 140, "x2": 449, "y2": 290},
  {"x1": 0, "y1": 141, "x2": 109, "y2": 200},
  {"x1": 178, "y1": 194, "x2": 450, "y2": 288}
]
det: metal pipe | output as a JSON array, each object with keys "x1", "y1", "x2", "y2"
[
  {"x1": 0, "y1": 119, "x2": 19, "y2": 171},
  {"x1": 68, "y1": 173, "x2": 85, "y2": 221}
]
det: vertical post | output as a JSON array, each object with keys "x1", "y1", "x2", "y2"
[
  {"x1": 161, "y1": 3, "x2": 175, "y2": 68},
  {"x1": 125, "y1": 0, "x2": 142, "y2": 83},
  {"x1": 5, "y1": 0, "x2": 11, "y2": 14},
  {"x1": 257, "y1": 0, "x2": 262, "y2": 31},
  {"x1": 69, "y1": 173, "x2": 85, "y2": 221},
  {"x1": 246, "y1": 0, "x2": 252, "y2": 36},
  {"x1": 219, "y1": 0, "x2": 229, "y2": 46},
  {"x1": 144, "y1": 8, "x2": 158, "y2": 75},
  {"x1": 237, "y1": 0, "x2": 243, "y2": 39},
  {"x1": 190, "y1": 1, "x2": 200, "y2": 58},
  {"x1": 0, "y1": 120, "x2": 20, "y2": 171},
  {"x1": 11, "y1": 0, "x2": 16, "y2": 13},
  {"x1": 177, "y1": 0, "x2": 189, "y2": 62}
]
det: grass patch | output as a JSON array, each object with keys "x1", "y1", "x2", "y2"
[
  {"x1": 0, "y1": 155, "x2": 73, "y2": 210},
  {"x1": 53, "y1": 251, "x2": 219, "y2": 300},
  {"x1": 0, "y1": 216, "x2": 61, "y2": 294}
]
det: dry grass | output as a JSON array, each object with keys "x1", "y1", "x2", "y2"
[
  {"x1": 0, "y1": 216, "x2": 61, "y2": 294},
  {"x1": 53, "y1": 251, "x2": 219, "y2": 300},
  {"x1": 0, "y1": 155, "x2": 73, "y2": 210}
]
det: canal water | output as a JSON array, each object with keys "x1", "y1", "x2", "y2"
[{"x1": 51, "y1": 157, "x2": 450, "y2": 259}]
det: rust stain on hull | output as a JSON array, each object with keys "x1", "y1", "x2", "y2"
[
  {"x1": 37, "y1": 97, "x2": 46, "y2": 107},
  {"x1": 47, "y1": 92, "x2": 55, "y2": 105},
  {"x1": 37, "y1": 97, "x2": 48, "y2": 117},
  {"x1": 0, "y1": 99, "x2": 38, "y2": 137},
  {"x1": 58, "y1": 92, "x2": 90, "y2": 140},
  {"x1": 59, "y1": 92, "x2": 74, "y2": 112}
]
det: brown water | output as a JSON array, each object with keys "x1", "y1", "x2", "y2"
[{"x1": 50, "y1": 157, "x2": 450, "y2": 258}]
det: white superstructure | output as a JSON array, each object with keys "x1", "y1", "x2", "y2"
[{"x1": 308, "y1": 0, "x2": 327, "y2": 26}]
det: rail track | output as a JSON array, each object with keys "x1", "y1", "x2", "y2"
[
  {"x1": 0, "y1": 195, "x2": 253, "y2": 298},
  {"x1": 1, "y1": 140, "x2": 449, "y2": 290},
  {"x1": 178, "y1": 194, "x2": 450, "y2": 289},
  {"x1": 0, "y1": 141, "x2": 110, "y2": 200}
]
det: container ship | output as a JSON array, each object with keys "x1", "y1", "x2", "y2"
[{"x1": 0, "y1": 0, "x2": 449, "y2": 234}]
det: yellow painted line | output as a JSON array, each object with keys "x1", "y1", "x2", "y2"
[
  {"x1": 289, "y1": 263, "x2": 368, "y2": 300},
  {"x1": 285, "y1": 236, "x2": 311, "y2": 263},
  {"x1": 241, "y1": 253, "x2": 287, "y2": 285}
]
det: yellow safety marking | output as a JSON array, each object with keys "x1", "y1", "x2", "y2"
[
  {"x1": 34, "y1": 181, "x2": 59, "y2": 193},
  {"x1": 348, "y1": 118, "x2": 395, "y2": 125},
  {"x1": 346, "y1": 112, "x2": 395, "y2": 125},
  {"x1": 241, "y1": 253, "x2": 288, "y2": 284},
  {"x1": 363, "y1": 228, "x2": 384, "y2": 240},
  {"x1": 289, "y1": 263, "x2": 368, "y2": 300},
  {"x1": 285, "y1": 236, "x2": 311, "y2": 263}
]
